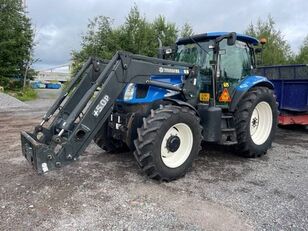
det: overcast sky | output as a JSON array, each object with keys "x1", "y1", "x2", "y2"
[{"x1": 27, "y1": 0, "x2": 308, "y2": 69}]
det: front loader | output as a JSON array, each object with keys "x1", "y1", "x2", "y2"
[{"x1": 21, "y1": 32, "x2": 278, "y2": 181}]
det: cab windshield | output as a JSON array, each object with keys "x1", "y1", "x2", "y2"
[
  {"x1": 175, "y1": 41, "x2": 213, "y2": 76},
  {"x1": 175, "y1": 40, "x2": 252, "y2": 80}
]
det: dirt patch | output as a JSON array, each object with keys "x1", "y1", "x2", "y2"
[
  {"x1": 0, "y1": 92, "x2": 29, "y2": 112},
  {"x1": 0, "y1": 96, "x2": 307, "y2": 230}
]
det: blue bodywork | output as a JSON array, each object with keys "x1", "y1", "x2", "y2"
[
  {"x1": 118, "y1": 74, "x2": 184, "y2": 104},
  {"x1": 119, "y1": 32, "x2": 269, "y2": 105},
  {"x1": 177, "y1": 32, "x2": 259, "y2": 46},
  {"x1": 206, "y1": 32, "x2": 259, "y2": 45},
  {"x1": 236, "y1": 75, "x2": 274, "y2": 91},
  {"x1": 228, "y1": 75, "x2": 274, "y2": 112}
]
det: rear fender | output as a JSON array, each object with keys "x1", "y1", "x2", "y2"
[
  {"x1": 229, "y1": 75, "x2": 274, "y2": 112},
  {"x1": 163, "y1": 98, "x2": 199, "y2": 115}
]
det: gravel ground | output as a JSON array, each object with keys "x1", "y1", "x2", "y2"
[
  {"x1": 0, "y1": 92, "x2": 29, "y2": 111},
  {"x1": 0, "y1": 89, "x2": 307, "y2": 230}
]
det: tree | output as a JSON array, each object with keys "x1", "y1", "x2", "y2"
[
  {"x1": 180, "y1": 23, "x2": 194, "y2": 37},
  {"x1": 71, "y1": 16, "x2": 125, "y2": 74},
  {"x1": 119, "y1": 5, "x2": 157, "y2": 56},
  {"x1": 71, "y1": 5, "x2": 157, "y2": 74},
  {"x1": 152, "y1": 15, "x2": 178, "y2": 48},
  {"x1": 245, "y1": 16, "x2": 293, "y2": 65},
  {"x1": 295, "y1": 35, "x2": 308, "y2": 64},
  {"x1": 0, "y1": 0, "x2": 35, "y2": 82},
  {"x1": 71, "y1": 5, "x2": 190, "y2": 74}
]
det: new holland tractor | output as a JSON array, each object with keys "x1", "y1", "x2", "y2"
[{"x1": 21, "y1": 32, "x2": 278, "y2": 181}]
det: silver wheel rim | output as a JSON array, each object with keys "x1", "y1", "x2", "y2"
[
  {"x1": 250, "y1": 101, "x2": 273, "y2": 145},
  {"x1": 161, "y1": 123, "x2": 193, "y2": 168}
]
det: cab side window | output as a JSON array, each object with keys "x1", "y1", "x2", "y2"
[{"x1": 219, "y1": 40, "x2": 252, "y2": 80}]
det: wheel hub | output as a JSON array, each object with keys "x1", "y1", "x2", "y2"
[
  {"x1": 251, "y1": 117, "x2": 259, "y2": 128},
  {"x1": 161, "y1": 123, "x2": 194, "y2": 168},
  {"x1": 166, "y1": 135, "x2": 181, "y2": 152}
]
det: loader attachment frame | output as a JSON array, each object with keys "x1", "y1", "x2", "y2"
[{"x1": 21, "y1": 51, "x2": 197, "y2": 173}]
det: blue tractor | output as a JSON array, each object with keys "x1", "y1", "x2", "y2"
[{"x1": 21, "y1": 32, "x2": 278, "y2": 181}]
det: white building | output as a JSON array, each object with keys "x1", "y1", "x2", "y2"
[{"x1": 36, "y1": 64, "x2": 71, "y2": 83}]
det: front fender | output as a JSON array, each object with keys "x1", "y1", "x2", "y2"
[{"x1": 229, "y1": 75, "x2": 274, "y2": 112}]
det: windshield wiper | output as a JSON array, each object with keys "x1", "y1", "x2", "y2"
[{"x1": 189, "y1": 36, "x2": 210, "y2": 55}]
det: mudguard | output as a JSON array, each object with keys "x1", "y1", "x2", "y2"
[
  {"x1": 163, "y1": 98, "x2": 199, "y2": 115},
  {"x1": 229, "y1": 75, "x2": 274, "y2": 112}
]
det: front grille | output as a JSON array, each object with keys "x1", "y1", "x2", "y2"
[{"x1": 135, "y1": 85, "x2": 149, "y2": 98}]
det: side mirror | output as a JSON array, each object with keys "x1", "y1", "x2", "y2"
[
  {"x1": 256, "y1": 59, "x2": 263, "y2": 66},
  {"x1": 255, "y1": 47, "x2": 263, "y2": 53},
  {"x1": 227, "y1": 32, "x2": 237, "y2": 46}
]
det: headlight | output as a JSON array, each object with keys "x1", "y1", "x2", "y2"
[{"x1": 123, "y1": 83, "x2": 135, "y2": 101}]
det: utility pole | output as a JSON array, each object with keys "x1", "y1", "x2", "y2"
[
  {"x1": 22, "y1": 0, "x2": 28, "y2": 90},
  {"x1": 23, "y1": 61, "x2": 29, "y2": 90}
]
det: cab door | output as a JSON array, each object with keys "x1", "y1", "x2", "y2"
[{"x1": 215, "y1": 40, "x2": 253, "y2": 105}]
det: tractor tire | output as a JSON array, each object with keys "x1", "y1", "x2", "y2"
[
  {"x1": 133, "y1": 105, "x2": 202, "y2": 181},
  {"x1": 234, "y1": 87, "x2": 278, "y2": 157},
  {"x1": 94, "y1": 123, "x2": 127, "y2": 153}
]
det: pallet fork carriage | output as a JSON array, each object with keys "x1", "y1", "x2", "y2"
[{"x1": 21, "y1": 52, "x2": 197, "y2": 174}]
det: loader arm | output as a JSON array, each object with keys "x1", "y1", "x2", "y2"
[{"x1": 21, "y1": 51, "x2": 196, "y2": 173}]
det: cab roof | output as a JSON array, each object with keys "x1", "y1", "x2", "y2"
[{"x1": 176, "y1": 32, "x2": 259, "y2": 46}]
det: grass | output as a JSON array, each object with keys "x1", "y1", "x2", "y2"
[
  {"x1": 0, "y1": 77, "x2": 38, "y2": 101},
  {"x1": 12, "y1": 87, "x2": 38, "y2": 101}
]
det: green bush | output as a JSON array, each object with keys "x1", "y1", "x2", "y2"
[
  {"x1": 0, "y1": 77, "x2": 23, "y2": 91},
  {"x1": 0, "y1": 77, "x2": 36, "y2": 101},
  {"x1": 15, "y1": 87, "x2": 37, "y2": 101},
  {"x1": 0, "y1": 77, "x2": 10, "y2": 89}
]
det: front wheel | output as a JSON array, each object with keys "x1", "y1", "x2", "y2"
[
  {"x1": 234, "y1": 87, "x2": 278, "y2": 157},
  {"x1": 133, "y1": 105, "x2": 203, "y2": 181}
]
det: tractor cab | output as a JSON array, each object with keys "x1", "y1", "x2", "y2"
[{"x1": 174, "y1": 32, "x2": 259, "y2": 106}]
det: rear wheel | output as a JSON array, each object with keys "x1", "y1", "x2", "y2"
[
  {"x1": 234, "y1": 87, "x2": 278, "y2": 157},
  {"x1": 133, "y1": 105, "x2": 202, "y2": 181}
]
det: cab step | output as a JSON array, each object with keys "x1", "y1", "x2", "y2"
[
  {"x1": 221, "y1": 128, "x2": 236, "y2": 132},
  {"x1": 222, "y1": 141, "x2": 237, "y2": 145},
  {"x1": 221, "y1": 115, "x2": 233, "y2": 119}
]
